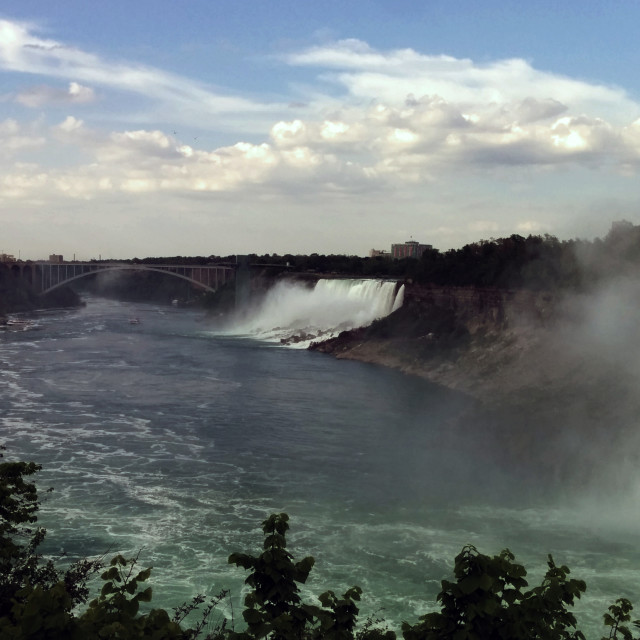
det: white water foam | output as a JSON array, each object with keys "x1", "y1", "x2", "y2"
[{"x1": 226, "y1": 278, "x2": 404, "y2": 346}]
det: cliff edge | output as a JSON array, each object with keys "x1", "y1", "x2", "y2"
[
  {"x1": 310, "y1": 283, "x2": 563, "y2": 398},
  {"x1": 311, "y1": 281, "x2": 640, "y2": 486}
]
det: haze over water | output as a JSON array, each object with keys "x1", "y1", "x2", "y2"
[{"x1": 0, "y1": 292, "x2": 638, "y2": 635}]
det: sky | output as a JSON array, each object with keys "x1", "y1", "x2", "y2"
[{"x1": 2, "y1": 1, "x2": 640, "y2": 260}]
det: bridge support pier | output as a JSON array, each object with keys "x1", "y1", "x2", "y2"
[{"x1": 235, "y1": 256, "x2": 251, "y2": 311}]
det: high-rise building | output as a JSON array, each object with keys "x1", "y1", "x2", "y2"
[{"x1": 390, "y1": 240, "x2": 431, "y2": 259}]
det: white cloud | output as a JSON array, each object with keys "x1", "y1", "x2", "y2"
[
  {"x1": 2, "y1": 101, "x2": 638, "y2": 212},
  {"x1": 0, "y1": 18, "x2": 284, "y2": 132},
  {"x1": 517, "y1": 221, "x2": 544, "y2": 233},
  {"x1": 285, "y1": 39, "x2": 639, "y2": 124},
  {"x1": 56, "y1": 115, "x2": 84, "y2": 133},
  {"x1": 3, "y1": 22, "x2": 640, "y2": 177},
  {"x1": 0, "y1": 163, "x2": 48, "y2": 198},
  {"x1": 16, "y1": 81, "x2": 95, "y2": 107},
  {"x1": 3, "y1": 29, "x2": 640, "y2": 256},
  {"x1": 0, "y1": 117, "x2": 45, "y2": 155}
]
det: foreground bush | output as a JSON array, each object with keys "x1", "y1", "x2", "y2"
[{"x1": 1, "y1": 449, "x2": 639, "y2": 639}]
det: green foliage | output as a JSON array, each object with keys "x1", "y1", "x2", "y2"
[
  {"x1": 228, "y1": 512, "x2": 315, "y2": 639},
  {"x1": 0, "y1": 455, "x2": 42, "y2": 586},
  {"x1": 401, "y1": 545, "x2": 586, "y2": 640},
  {"x1": 0, "y1": 447, "x2": 100, "y2": 638},
  {"x1": 237, "y1": 231, "x2": 629, "y2": 293},
  {"x1": 0, "y1": 448, "x2": 102, "y2": 618},
  {"x1": 602, "y1": 598, "x2": 640, "y2": 640},
  {"x1": 231, "y1": 227, "x2": 640, "y2": 293},
  {"x1": 77, "y1": 553, "x2": 184, "y2": 639},
  {"x1": 227, "y1": 512, "x2": 393, "y2": 640},
  {"x1": 0, "y1": 449, "x2": 187, "y2": 639}
]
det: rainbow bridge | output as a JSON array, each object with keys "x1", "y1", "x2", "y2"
[{"x1": 8, "y1": 261, "x2": 235, "y2": 295}]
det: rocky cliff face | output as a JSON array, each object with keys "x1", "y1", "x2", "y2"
[
  {"x1": 311, "y1": 281, "x2": 640, "y2": 488},
  {"x1": 400, "y1": 283, "x2": 557, "y2": 334},
  {"x1": 310, "y1": 282, "x2": 560, "y2": 397}
]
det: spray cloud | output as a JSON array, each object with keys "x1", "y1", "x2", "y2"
[{"x1": 228, "y1": 278, "x2": 404, "y2": 346}]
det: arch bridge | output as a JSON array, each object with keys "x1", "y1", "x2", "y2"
[{"x1": 10, "y1": 262, "x2": 235, "y2": 295}]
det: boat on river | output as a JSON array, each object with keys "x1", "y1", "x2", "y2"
[
  {"x1": 0, "y1": 321, "x2": 32, "y2": 331},
  {"x1": 0, "y1": 316, "x2": 34, "y2": 331}
]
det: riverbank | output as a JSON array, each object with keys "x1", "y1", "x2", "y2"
[
  {"x1": 309, "y1": 282, "x2": 564, "y2": 398},
  {"x1": 310, "y1": 280, "x2": 640, "y2": 486},
  {"x1": 310, "y1": 279, "x2": 640, "y2": 398},
  {"x1": 0, "y1": 263, "x2": 83, "y2": 315}
]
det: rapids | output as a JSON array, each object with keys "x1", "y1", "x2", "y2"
[{"x1": 0, "y1": 294, "x2": 638, "y2": 636}]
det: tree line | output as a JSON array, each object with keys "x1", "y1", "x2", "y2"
[
  {"x1": 5, "y1": 224, "x2": 640, "y2": 314},
  {"x1": 133, "y1": 223, "x2": 640, "y2": 293}
]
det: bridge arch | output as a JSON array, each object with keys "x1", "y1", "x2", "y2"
[{"x1": 35, "y1": 263, "x2": 234, "y2": 295}]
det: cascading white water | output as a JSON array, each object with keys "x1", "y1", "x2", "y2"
[{"x1": 231, "y1": 278, "x2": 404, "y2": 346}]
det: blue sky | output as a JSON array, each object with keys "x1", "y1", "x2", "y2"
[{"x1": 2, "y1": 1, "x2": 640, "y2": 259}]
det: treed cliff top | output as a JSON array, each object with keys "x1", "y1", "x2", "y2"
[
  {"x1": 307, "y1": 226, "x2": 640, "y2": 486},
  {"x1": 309, "y1": 224, "x2": 640, "y2": 401},
  {"x1": 312, "y1": 226, "x2": 640, "y2": 381}
]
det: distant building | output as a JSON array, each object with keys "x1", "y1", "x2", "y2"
[
  {"x1": 390, "y1": 240, "x2": 431, "y2": 259},
  {"x1": 369, "y1": 248, "x2": 390, "y2": 258},
  {"x1": 611, "y1": 220, "x2": 634, "y2": 233},
  {"x1": 49, "y1": 254, "x2": 64, "y2": 263},
  {"x1": 0, "y1": 253, "x2": 16, "y2": 262}
]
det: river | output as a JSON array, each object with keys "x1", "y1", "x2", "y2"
[{"x1": 0, "y1": 294, "x2": 639, "y2": 636}]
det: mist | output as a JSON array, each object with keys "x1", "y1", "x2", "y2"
[
  {"x1": 431, "y1": 269, "x2": 640, "y2": 532},
  {"x1": 212, "y1": 270, "x2": 640, "y2": 511},
  {"x1": 219, "y1": 278, "x2": 404, "y2": 345}
]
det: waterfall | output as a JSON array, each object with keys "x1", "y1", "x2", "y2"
[{"x1": 228, "y1": 278, "x2": 404, "y2": 346}]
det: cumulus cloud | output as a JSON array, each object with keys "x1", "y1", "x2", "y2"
[
  {"x1": 266, "y1": 95, "x2": 640, "y2": 176},
  {"x1": 3, "y1": 21, "x2": 640, "y2": 181},
  {"x1": 0, "y1": 117, "x2": 45, "y2": 155},
  {"x1": 16, "y1": 81, "x2": 95, "y2": 107},
  {"x1": 2, "y1": 101, "x2": 639, "y2": 210},
  {"x1": 272, "y1": 40, "x2": 640, "y2": 169},
  {"x1": 0, "y1": 115, "x2": 379, "y2": 204},
  {"x1": 55, "y1": 115, "x2": 84, "y2": 133},
  {"x1": 285, "y1": 39, "x2": 639, "y2": 123}
]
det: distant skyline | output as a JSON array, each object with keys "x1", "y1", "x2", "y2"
[{"x1": 2, "y1": 1, "x2": 640, "y2": 260}]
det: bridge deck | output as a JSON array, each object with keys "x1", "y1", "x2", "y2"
[{"x1": 9, "y1": 262, "x2": 235, "y2": 295}]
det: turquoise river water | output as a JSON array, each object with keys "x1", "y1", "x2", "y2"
[{"x1": 1, "y1": 294, "x2": 639, "y2": 636}]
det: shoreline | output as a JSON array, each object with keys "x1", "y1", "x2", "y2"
[{"x1": 309, "y1": 282, "x2": 640, "y2": 486}]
